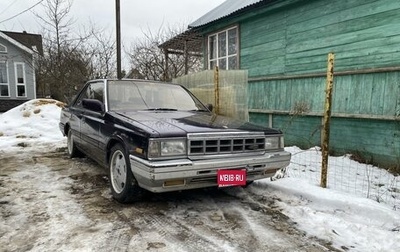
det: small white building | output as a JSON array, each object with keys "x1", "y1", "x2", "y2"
[{"x1": 0, "y1": 30, "x2": 43, "y2": 112}]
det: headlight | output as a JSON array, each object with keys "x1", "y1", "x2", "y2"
[
  {"x1": 161, "y1": 141, "x2": 186, "y2": 156},
  {"x1": 265, "y1": 136, "x2": 281, "y2": 150},
  {"x1": 148, "y1": 139, "x2": 186, "y2": 158}
]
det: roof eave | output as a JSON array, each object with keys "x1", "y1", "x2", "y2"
[{"x1": 0, "y1": 31, "x2": 34, "y2": 55}]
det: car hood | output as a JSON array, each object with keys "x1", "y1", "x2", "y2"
[{"x1": 108, "y1": 110, "x2": 281, "y2": 137}]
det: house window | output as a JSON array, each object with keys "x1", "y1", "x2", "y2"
[
  {"x1": 15, "y1": 63, "x2": 26, "y2": 97},
  {"x1": 0, "y1": 43, "x2": 6, "y2": 53},
  {"x1": 208, "y1": 26, "x2": 238, "y2": 70},
  {"x1": 0, "y1": 62, "x2": 9, "y2": 97}
]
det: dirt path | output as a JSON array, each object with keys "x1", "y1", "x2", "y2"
[{"x1": 0, "y1": 149, "x2": 338, "y2": 252}]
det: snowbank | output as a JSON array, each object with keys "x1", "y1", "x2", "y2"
[{"x1": 0, "y1": 99, "x2": 66, "y2": 153}]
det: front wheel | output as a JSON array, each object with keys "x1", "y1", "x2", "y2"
[{"x1": 109, "y1": 144, "x2": 144, "y2": 203}]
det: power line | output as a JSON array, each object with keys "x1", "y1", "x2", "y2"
[
  {"x1": 0, "y1": 0, "x2": 20, "y2": 16},
  {"x1": 0, "y1": 0, "x2": 45, "y2": 24}
]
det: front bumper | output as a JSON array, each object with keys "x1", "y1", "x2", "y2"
[{"x1": 129, "y1": 151, "x2": 291, "y2": 193}]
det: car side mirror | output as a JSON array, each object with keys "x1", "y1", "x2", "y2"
[
  {"x1": 82, "y1": 99, "x2": 104, "y2": 113},
  {"x1": 206, "y1": 103, "x2": 214, "y2": 112}
]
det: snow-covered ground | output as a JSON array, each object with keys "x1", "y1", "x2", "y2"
[
  {"x1": 0, "y1": 99, "x2": 399, "y2": 252},
  {"x1": 0, "y1": 99, "x2": 66, "y2": 153}
]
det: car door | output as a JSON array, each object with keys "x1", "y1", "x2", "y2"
[
  {"x1": 76, "y1": 81, "x2": 105, "y2": 159},
  {"x1": 67, "y1": 85, "x2": 90, "y2": 149}
]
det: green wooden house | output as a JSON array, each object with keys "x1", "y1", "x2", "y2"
[{"x1": 162, "y1": 0, "x2": 400, "y2": 169}]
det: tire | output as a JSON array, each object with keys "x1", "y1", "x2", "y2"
[
  {"x1": 67, "y1": 129, "x2": 83, "y2": 158},
  {"x1": 109, "y1": 144, "x2": 144, "y2": 203}
]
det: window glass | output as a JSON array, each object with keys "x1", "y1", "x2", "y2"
[
  {"x1": 208, "y1": 26, "x2": 238, "y2": 70},
  {"x1": 0, "y1": 62, "x2": 9, "y2": 97},
  {"x1": 228, "y1": 29, "x2": 237, "y2": 55},
  {"x1": 0, "y1": 85, "x2": 9, "y2": 96},
  {"x1": 219, "y1": 58, "x2": 226, "y2": 70},
  {"x1": 209, "y1": 60, "x2": 216, "y2": 70},
  {"x1": 108, "y1": 80, "x2": 205, "y2": 111},
  {"x1": 209, "y1": 35, "x2": 217, "y2": 60},
  {"x1": 17, "y1": 85, "x2": 25, "y2": 97},
  {"x1": 89, "y1": 82, "x2": 104, "y2": 103},
  {"x1": 15, "y1": 63, "x2": 26, "y2": 97},
  {"x1": 0, "y1": 62, "x2": 7, "y2": 83},
  {"x1": 16, "y1": 64, "x2": 24, "y2": 83},
  {"x1": 75, "y1": 82, "x2": 104, "y2": 107},
  {"x1": 218, "y1": 32, "x2": 226, "y2": 57}
]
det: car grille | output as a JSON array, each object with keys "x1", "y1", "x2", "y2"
[{"x1": 187, "y1": 132, "x2": 265, "y2": 156}]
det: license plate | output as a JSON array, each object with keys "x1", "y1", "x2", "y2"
[{"x1": 217, "y1": 169, "x2": 246, "y2": 187}]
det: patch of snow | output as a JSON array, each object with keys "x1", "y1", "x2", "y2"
[
  {"x1": 1, "y1": 99, "x2": 400, "y2": 251},
  {"x1": 249, "y1": 179, "x2": 400, "y2": 251},
  {"x1": 0, "y1": 99, "x2": 66, "y2": 153}
]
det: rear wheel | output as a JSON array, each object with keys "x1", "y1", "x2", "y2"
[
  {"x1": 109, "y1": 144, "x2": 144, "y2": 203},
  {"x1": 67, "y1": 129, "x2": 83, "y2": 158}
]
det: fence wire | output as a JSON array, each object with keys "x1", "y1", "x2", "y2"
[
  {"x1": 286, "y1": 146, "x2": 400, "y2": 211},
  {"x1": 174, "y1": 69, "x2": 400, "y2": 211}
]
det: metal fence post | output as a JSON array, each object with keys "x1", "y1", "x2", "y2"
[{"x1": 321, "y1": 52, "x2": 335, "y2": 188}]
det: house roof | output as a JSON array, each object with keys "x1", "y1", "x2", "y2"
[
  {"x1": 189, "y1": 0, "x2": 265, "y2": 28},
  {"x1": 0, "y1": 30, "x2": 43, "y2": 56},
  {"x1": 158, "y1": 29, "x2": 203, "y2": 54},
  {"x1": 159, "y1": 0, "x2": 278, "y2": 54}
]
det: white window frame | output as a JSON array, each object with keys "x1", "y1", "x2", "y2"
[
  {"x1": 0, "y1": 61, "x2": 10, "y2": 97},
  {"x1": 14, "y1": 62, "x2": 26, "y2": 97},
  {"x1": 0, "y1": 43, "x2": 7, "y2": 53},
  {"x1": 207, "y1": 26, "x2": 239, "y2": 70}
]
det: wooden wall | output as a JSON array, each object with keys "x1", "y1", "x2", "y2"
[
  {"x1": 240, "y1": 0, "x2": 400, "y2": 77},
  {"x1": 237, "y1": 0, "x2": 400, "y2": 168}
]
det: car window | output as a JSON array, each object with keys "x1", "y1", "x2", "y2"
[
  {"x1": 108, "y1": 80, "x2": 206, "y2": 111},
  {"x1": 108, "y1": 82, "x2": 147, "y2": 110},
  {"x1": 75, "y1": 82, "x2": 104, "y2": 108}
]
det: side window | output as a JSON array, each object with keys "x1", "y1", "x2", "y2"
[
  {"x1": 74, "y1": 82, "x2": 104, "y2": 108},
  {"x1": 0, "y1": 61, "x2": 9, "y2": 97},
  {"x1": 15, "y1": 63, "x2": 26, "y2": 97}
]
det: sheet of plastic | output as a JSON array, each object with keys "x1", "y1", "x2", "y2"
[{"x1": 173, "y1": 70, "x2": 249, "y2": 121}]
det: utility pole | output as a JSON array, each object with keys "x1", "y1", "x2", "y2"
[{"x1": 116, "y1": 0, "x2": 122, "y2": 79}]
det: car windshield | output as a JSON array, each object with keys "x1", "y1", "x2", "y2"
[{"x1": 107, "y1": 80, "x2": 207, "y2": 111}]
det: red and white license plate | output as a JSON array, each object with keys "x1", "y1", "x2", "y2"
[{"x1": 217, "y1": 169, "x2": 247, "y2": 187}]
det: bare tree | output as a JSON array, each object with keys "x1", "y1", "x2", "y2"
[
  {"x1": 35, "y1": 0, "x2": 93, "y2": 102},
  {"x1": 86, "y1": 28, "x2": 116, "y2": 79},
  {"x1": 127, "y1": 25, "x2": 203, "y2": 81}
]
